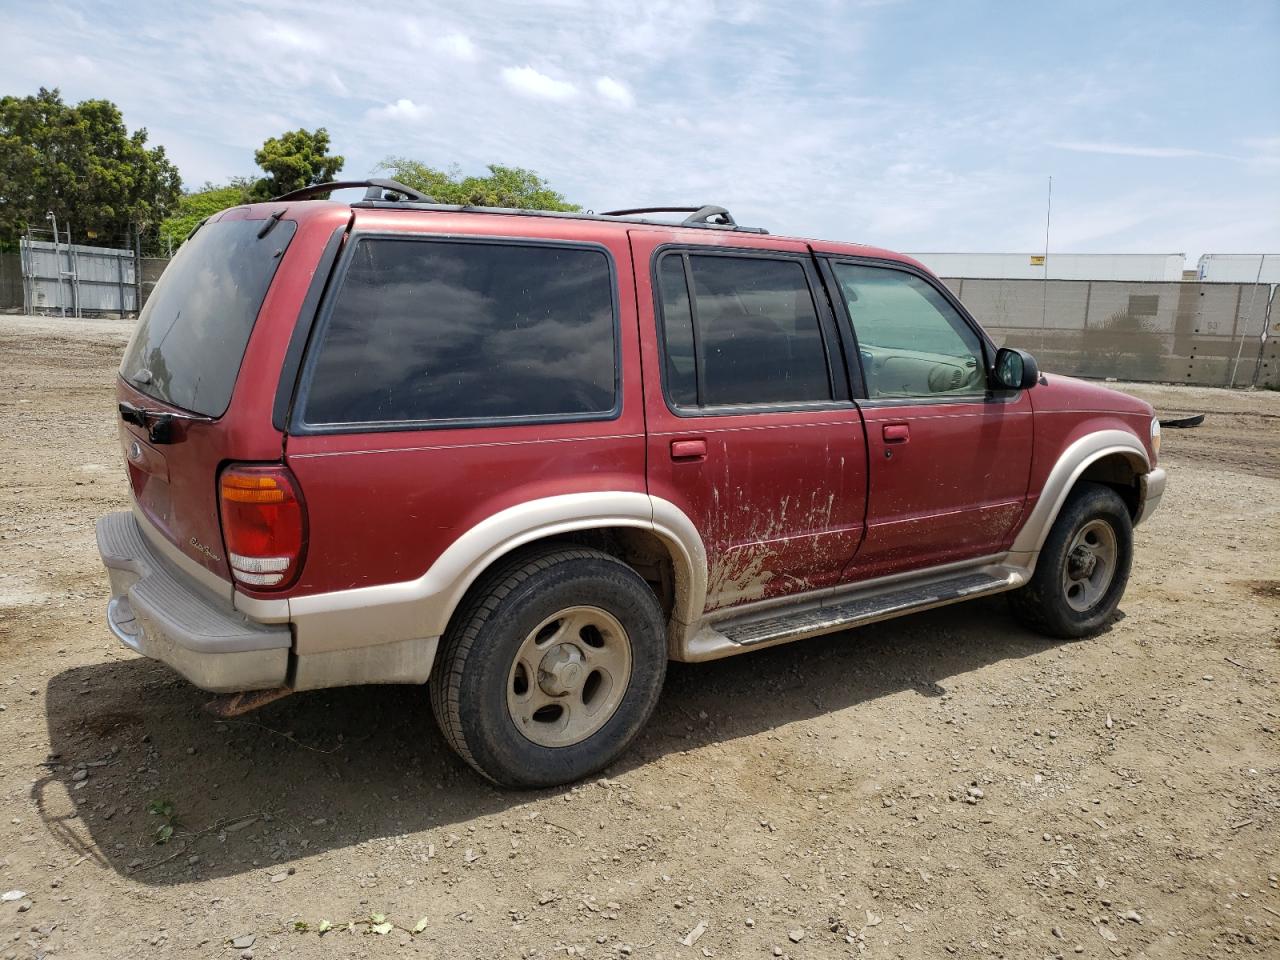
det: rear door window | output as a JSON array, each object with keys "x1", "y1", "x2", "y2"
[
  {"x1": 120, "y1": 217, "x2": 296, "y2": 416},
  {"x1": 298, "y1": 238, "x2": 618, "y2": 428},
  {"x1": 657, "y1": 252, "x2": 833, "y2": 408}
]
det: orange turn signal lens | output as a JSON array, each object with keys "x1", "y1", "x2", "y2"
[{"x1": 220, "y1": 474, "x2": 287, "y2": 504}]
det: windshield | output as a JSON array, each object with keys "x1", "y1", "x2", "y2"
[{"x1": 120, "y1": 216, "x2": 296, "y2": 416}]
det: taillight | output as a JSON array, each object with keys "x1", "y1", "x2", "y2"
[{"x1": 218, "y1": 464, "x2": 306, "y2": 590}]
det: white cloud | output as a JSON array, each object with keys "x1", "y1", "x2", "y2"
[
  {"x1": 500, "y1": 65, "x2": 577, "y2": 101},
  {"x1": 594, "y1": 76, "x2": 634, "y2": 108},
  {"x1": 437, "y1": 32, "x2": 477, "y2": 61},
  {"x1": 1051, "y1": 140, "x2": 1238, "y2": 161},
  {"x1": 365, "y1": 98, "x2": 428, "y2": 122}
]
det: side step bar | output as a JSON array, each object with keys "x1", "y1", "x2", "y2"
[{"x1": 683, "y1": 567, "x2": 1023, "y2": 661}]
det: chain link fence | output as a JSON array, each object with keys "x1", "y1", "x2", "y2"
[{"x1": 941, "y1": 278, "x2": 1277, "y2": 389}]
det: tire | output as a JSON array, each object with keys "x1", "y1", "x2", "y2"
[
  {"x1": 1008, "y1": 482, "x2": 1133, "y2": 639},
  {"x1": 429, "y1": 545, "x2": 667, "y2": 788}
]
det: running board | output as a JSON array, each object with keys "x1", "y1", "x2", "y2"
[{"x1": 682, "y1": 567, "x2": 1023, "y2": 661}]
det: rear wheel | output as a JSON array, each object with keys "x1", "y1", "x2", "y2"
[
  {"x1": 1008, "y1": 482, "x2": 1133, "y2": 639},
  {"x1": 429, "y1": 545, "x2": 667, "y2": 788}
]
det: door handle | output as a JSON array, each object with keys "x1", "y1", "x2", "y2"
[
  {"x1": 670, "y1": 439, "x2": 707, "y2": 461},
  {"x1": 883, "y1": 424, "x2": 910, "y2": 444}
]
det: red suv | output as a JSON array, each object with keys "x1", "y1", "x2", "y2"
[{"x1": 98, "y1": 180, "x2": 1165, "y2": 787}]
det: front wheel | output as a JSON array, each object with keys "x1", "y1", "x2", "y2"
[
  {"x1": 429, "y1": 545, "x2": 667, "y2": 788},
  {"x1": 1008, "y1": 482, "x2": 1133, "y2": 639}
]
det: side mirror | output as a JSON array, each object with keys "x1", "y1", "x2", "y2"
[{"x1": 994, "y1": 347, "x2": 1039, "y2": 390}]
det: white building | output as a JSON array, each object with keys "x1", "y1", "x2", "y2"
[
  {"x1": 905, "y1": 252, "x2": 1185, "y2": 282},
  {"x1": 1196, "y1": 254, "x2": 1280, "y2": 283}
]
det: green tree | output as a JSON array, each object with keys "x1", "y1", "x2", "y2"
[
  {"x1": 377, "y1": 157, "x2": 579, "y2": 211},
  {"x1": 0, "y1": 87, "x2": 181, "y2": 243},
  {"x1": 251, "y1": 128, "x2": 344, "y2": 199},
  {"x1": 157, "y1": 178, "x2": 254, "y2": 252}
]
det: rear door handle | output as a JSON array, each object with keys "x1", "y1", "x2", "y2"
[
  {"x1": 670, "y1": 439, "x2": 707, "y2": 461},
  {"x1": 883, "y1": 424, "x2": 910, "y2": 444}
]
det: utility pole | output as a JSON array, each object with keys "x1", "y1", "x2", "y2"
[{"x1": 1041, "y1": 176, "x2": 1052, "y2": 329}]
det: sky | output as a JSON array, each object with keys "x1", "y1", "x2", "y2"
[{"x1": 2, "y1": 0, "x2": 1277, "y2": 261}]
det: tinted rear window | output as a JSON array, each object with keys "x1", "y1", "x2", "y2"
[
  {"x1": 657, "y1": 253, "x2": 832, "y2": 407},
  {"x1": 120, "y1": 217, "x2": 295, "y2": 417},
  {"x1": 299, "y1": 238, "x2": 618, "y2": 427}
]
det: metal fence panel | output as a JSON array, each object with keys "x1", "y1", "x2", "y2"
[
  {"x1": 946, "y1": 278, "x2": 1272, "y2": 387},
  {"x1": 20, "y1": 239, "x2": 138, "y2": 315},
  {"x1": 1258, "y1": 286, "x2": 1279, "y2": 389}
]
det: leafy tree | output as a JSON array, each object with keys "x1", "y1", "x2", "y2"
[
  {"x1": 251, "y1": 128, "x2": 344, "y2": 199},
  {"x1": 0, "y1": 87, "x2": 181, "y2": 243},
  {"x1": 157, "y1": 178, "x2": 254, "y2": 252},
  {"x1": 377, "y1": 158, "x2": 579, "y2": 211}
]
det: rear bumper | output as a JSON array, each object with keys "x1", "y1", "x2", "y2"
[
  {"x1": 1135, "y1": 467, "x2": 1167, "y2": 526},
  {"x1": 96, "y1": 512, "x2": 291, "y2": 692}
]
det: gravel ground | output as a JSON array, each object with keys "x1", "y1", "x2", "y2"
[{"x1": 1, "y1": 314, "x2": 1277, "y2": 960}]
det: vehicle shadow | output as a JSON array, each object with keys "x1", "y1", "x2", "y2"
[{"x1": 36, "y1": 596, "x2": 1067, "y2": 885}]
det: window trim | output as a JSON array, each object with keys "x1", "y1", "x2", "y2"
[
  {"x1": 651, "y1": 244, "x2": 853, "y2": 418},
  {"x1": 819, "y1": 254, "x2": 1015, "y2": 408},
  {"x1": 289, "y1": 232, "x2": 624, "y2": 435}
]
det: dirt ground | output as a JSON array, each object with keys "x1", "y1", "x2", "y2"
[{"x1": 1, "y1": 313, "x2": 1277, "y2": 960}]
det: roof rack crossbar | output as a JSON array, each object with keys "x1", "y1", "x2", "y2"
[
  {"x1": 272, "y1": 178, "x2": 433, "y2": 203},
  {"x1": 601, "y1": 204, "x2": 738, "y2": 227}
]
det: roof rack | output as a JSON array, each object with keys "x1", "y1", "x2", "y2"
[
  {"x1": 600, "y1": 205, "x2": 738, "y2": 227},
  {"x1": 272, "y1": 178, "x2": 433, "y2": 203},
  {"x1": 324, "y1": 194, "x2": 767, "y2": 234}
]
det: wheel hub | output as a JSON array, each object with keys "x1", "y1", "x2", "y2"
[
  {"x1": 1068, "y1": 545, "x2": 1097, "y2": 580},
  {"x1": 538, "y1": 643, "x2": 586, "y2": 697}
]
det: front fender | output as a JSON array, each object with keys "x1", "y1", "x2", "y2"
[{"x1": 1009, "y1": 429, "x2": 1151, "y2": 563}]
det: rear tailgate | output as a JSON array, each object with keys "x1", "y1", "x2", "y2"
[{"x1": 115, "y1": 205, "x2": 341, "y2": 586}]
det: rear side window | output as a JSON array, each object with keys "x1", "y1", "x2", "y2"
[
  {"x1": 120, "y1": 217, "x2": 296, "y2": 416},
  {"x1": 656, "y1": 252, "x2": 832, "y2": 408},
  {"x1": 300, "y1": 239, "x2": 617, "y2": 427}
]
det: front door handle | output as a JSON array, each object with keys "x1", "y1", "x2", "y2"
[
  {"x1": 883, "y1": 424, "x2": 910, "y2": 444},
  {"x1": 670, "y1": 439, "x2": 707, "y2": 461}
]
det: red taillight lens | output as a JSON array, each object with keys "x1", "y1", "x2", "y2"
[{"x1": 218, "y1": 464, "x2": 305, "y2": 590}]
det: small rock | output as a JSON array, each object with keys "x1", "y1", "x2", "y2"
[
  {"x1": 773, "y1": 948, "x2": 783, "y2": 957},
  {"x1": 269, "y1": 872, "x2": 287, "y2": 883},
  {"x1": 680, "y1": 920, "x2": 707, "y2": 947},
  {"x1": 1, "y1": 891, "x2": 25, "y2": 902},
  {"x1": 230, "y1": 934, "x2": 256, "y2": 950},
  {"x1": 745, "y1": 918, "x2": 755, "y2": 928},
  {"x1": 1121, "y1": 910, "x2": 1143, "y2": 924},
  {"x1": 17, "y1": 900, "x2": 33, "y2": 913},
  {"x1": 71, "y1": 769, "x2": 88, "y2": 782},
  {"x1": 1098, "y1": 924, "x2": 1118, "y2": 942},
  {"x1": 1052, "y1": 926, "x2": 1064, "y2": 939},
  {"x1": 789, "y1": 928, "x2": 805, "y2": 943}
]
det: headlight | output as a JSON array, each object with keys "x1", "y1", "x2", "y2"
[{"x1": 1150, "y1": 417, "x2": 1161, "y2": 459}]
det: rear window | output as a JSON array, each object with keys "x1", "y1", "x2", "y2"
[
  {"x1": 298, "y1": 238, "x2": 618, "y2": 428},
  {"x1": 120, "y1": 216, "x2": 296, "y2": 416}
]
